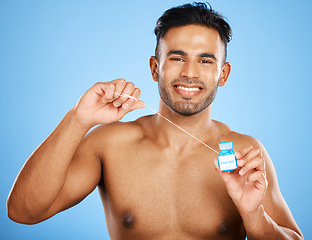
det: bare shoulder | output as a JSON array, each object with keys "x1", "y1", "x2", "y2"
[
  {"x1": 214, "y1": 120, "x2": 275, "y2": 179},
  {"x1": 82, "y1": 115, "x2": 153, "y2": 151},
  {"x1": 214, "y1": 120, "x2": 266, "y2": 152},
  {"x1": 215, "y1": 120, "x2": 280, "y2": 190},
  {"x1": 216, "y1": 120, "x2": 285, "y2": 200}
]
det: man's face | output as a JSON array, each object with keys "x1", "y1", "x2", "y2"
[{"x1": 155, "y1": 24, "x2": 227, "y2": 116}]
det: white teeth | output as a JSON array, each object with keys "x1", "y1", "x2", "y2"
[{"x1": 176, "y1": 86, "x2": 200, "y2": 91}]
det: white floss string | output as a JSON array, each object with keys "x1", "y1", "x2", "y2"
[{"x1": 115, "y1": 92, "x2": 219, "y2": 154}]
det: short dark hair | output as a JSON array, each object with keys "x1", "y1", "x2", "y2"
[{"x1": 154, "y1": 2, "x2": 232, "y2": 61}]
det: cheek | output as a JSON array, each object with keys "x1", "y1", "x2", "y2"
[
  {"x1": 160, "y1": 63, "x2": 179, "y2": 80},
  {"x1": 202, "y1": 66, "x2": 220, "y2": 83},
  {"x1": 215, "y1": 66, "x2": 222, "y2": 79}
]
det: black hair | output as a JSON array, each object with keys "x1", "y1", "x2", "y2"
[{"x1": 154, "y1": 2, "x2": 232, "y2": 61}]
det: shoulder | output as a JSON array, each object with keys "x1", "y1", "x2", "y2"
[
  {"x1": 228, "y1": 132, "x2": 264, "y2": 152},
  {"x1": 217, "y1": 120, "x2": 278, "y2": 187},
  {"x1": 215, "y1": 121, "x2": 274, "y2": 175},
  {"x1": 217, "y1": 120, "x2": 280, "y2": 192},
  {"x1": 214, "y1": 120, "x2": 265, "y2": 152},
  {"x1": 82, "y1": 115, "x2": 153, "y2": 149}
]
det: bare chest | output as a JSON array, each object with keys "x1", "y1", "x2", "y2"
[{"x1": 99, "y1": 143, "x2": 245, "y2": 239}]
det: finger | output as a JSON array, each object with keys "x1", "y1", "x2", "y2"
[
  {"x1": 125, "y1": 88, "x2": 145, "y2": 110},
  {"x1": 126, "y1": 100, "x2": 145, "y2": 114},
  {"x1": 119, "y1": 83, "x2": 137, "y2": 109},
  {"x1": 110, "y1": 78, "x2": 127, "y2": 86},
  {"x1": 132, "y1": 86, "x2": 142, "y2": 100},
  {"x1": 238, "y1": 148, "x2": 264, "y2": 175},
  {"x1": 214, "y1": 158, "x2": 233, "y2": 183},
  {"x1": 116, "y1": 88, "x2": 145, "y2": 118},
  {"x1": 113, "y1": 82, "x2": 135, "y2": 108},
  {"x1": 248, "y1": 171, "x2": 267, "y2": 190},
  {"x1": 214, "y1": 158, "x2": 219, "y2": 169},
  {"x1": 214, "y1": 158, "x2": 223, "y2": 174},
  {"x1": 92, "y1": 82, "x2": 111, "y2": 96},
  {"x1": 112, "y1": 79, "x2": 127, "y2": 107},
  {"x1": 235, "y1": 145, "x2": 254, "y2": 160},
  {"x1": 237, "y1": 159, "x2": 245, "y2": 167},
  {"x1": 91, "y1": 82, "x2": 116, "y2": 103},
  {"x1": 241, "y1": 147, "x2": 262, "y2": 163},
  {"x1": 101, "y1": 82, "x2": 115, "y2": 101},
  {"x1": 238, "y1": 155, "x2": 265, "y2": 176}
]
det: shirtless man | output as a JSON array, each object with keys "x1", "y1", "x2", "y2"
[{"x1": 7, "y1": 2, "x2": 303, "y2": 239}]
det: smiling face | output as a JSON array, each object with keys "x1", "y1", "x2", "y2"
[{"x1": 150, "y1": 24, "x2": 231, "y2": 116}]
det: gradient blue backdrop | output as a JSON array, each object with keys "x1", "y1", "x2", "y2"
[{"x1": 1, "y1": 0, "x2": 311, "y2": 239}]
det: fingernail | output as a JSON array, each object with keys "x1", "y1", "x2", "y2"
[
  {"x1": 237, "y1": 160, "x2": 244, "y2": 166},
  {"x1": 214, "y1": 159, "x2": 219, "y2": 168},
  {"x1": 123, "y1": 103, "x2": 130, "y2": 109},
  {"x1": 113, "y1": 101, "x2": 121, "y2": 107},
  {"x1": 239, "y1": 168, "x2": 244, "y2": 175}
]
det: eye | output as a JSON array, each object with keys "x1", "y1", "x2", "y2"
[
  {"x1": 170, "y1": 57, "x2": 184, "y2": 62},
  {"x1": 200, "y1": 59, "x2": 213, "y2": 64}
]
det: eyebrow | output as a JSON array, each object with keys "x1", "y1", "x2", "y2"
[
  {"x1": 167, "y1": 50, "x2": 187, "y2": 56},
  {"x1": 167, "y1": 50, "x2": 217, "y2": 61},
  {"x1": 199, "y1": 53, "x2": 217, "y2": 61}
]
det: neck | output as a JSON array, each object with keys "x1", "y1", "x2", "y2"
[{"x1": 153, "y1": 99, "x2": 217, "y2": 148}]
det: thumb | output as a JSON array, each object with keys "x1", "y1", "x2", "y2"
[
  {"x1": 116, "y1": 100, "x2": 145, "y2": 120},
  {"x1": 214, "y1": 158, "x2": 232, "y2": 183},
  {"x1": 134, "y1": 100, "x2": 145, "y2": 109},
  {"x1": 128, "y1": 100, "x2": 145, "y2": 111}
]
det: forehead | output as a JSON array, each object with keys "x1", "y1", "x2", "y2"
[{"x1": 159, "y1": 24, "x2": 225, "y2": 59}]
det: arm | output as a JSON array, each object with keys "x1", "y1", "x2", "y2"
[
  {"x1": 7, "y1": 79, "x2": 144, "y2": 224},
  {"x1": 215, "y1": 138, "x2": 303, "y2": 239}
]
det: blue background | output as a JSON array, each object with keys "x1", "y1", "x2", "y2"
[{"x1": 1, "y1": 0, "x2": 311, "y2": 239}]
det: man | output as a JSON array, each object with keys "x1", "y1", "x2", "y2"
[{"x1": 7, "y1": 2, "x2": 303, "y2": 239}]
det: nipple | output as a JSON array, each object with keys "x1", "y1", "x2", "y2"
[
  {"x1": 122, "y1": 212, "x2": 136, "y2": 228},
  {"x1": 218, "y1": 221, "x2": 232, "y2": 235}
]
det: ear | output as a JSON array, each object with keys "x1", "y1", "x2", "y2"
[
  {"x1": 149, "y1": 56, "x2": 159, "y2": 82},
  {"x1": 218, "y1": 62, "x2": 231, "y2": 87}
]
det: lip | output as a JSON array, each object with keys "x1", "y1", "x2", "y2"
[{"x1": 173, "y1": 83, "x2": 203, "y2": 98}]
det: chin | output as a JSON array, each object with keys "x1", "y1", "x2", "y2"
[{"x1": 171, "y1": 103, "x2": 208, "y2": 116}]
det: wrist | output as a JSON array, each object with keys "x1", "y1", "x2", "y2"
[
  {"x1": 241, "y1": 205, "x2": 275, "y2": 239},
  {"x1": 241, "y1": 205, "x2": 264, "y2": 237},
  {"x1": 238, "y1": 203, "x2": 263, "y2": 217},
  {"x1": 241, "y1": 204, "x2": 263, "y2": 221},
  {"x1": 69, "y1": 107, "x2": 94, "y2": 133}
]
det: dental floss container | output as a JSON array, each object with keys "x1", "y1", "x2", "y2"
[{"x1": 218, "y1": 141, "x2": 237, "y2": 172}]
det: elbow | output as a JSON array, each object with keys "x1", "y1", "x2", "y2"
[
  {"x1": 298, "y1": 233, "x2": 304, "y2": 240},
  {"x1": 7, "y1": 197, "x2": 42, "y2": 225}
]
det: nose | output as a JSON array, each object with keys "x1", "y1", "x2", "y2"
[{"x1": 180, "y1": 60, "x2": 199, "y2": 79}]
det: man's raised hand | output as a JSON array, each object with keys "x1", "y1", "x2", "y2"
[{"x1": 73, "y1": 79, "x2": 145, "y2": 129}]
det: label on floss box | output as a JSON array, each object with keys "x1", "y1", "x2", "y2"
[{"x1": 218, "y1": 154, "x2": 237, "y2": 171}]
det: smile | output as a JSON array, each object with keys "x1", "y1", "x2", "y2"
[
  {"x1": 174, "y1": 84, "x2": 203, "y2": 97},
  {"x1": 176, "y1": 86, "x2": 201, "y2": 92}
]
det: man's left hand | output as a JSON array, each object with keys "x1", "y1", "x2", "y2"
[{"x1": 215, "y1": 145, "x2": 268, "y2": 215}]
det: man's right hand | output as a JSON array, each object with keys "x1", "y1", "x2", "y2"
[
  {"x1": 73, "y1": 79, "x2": 145, "y2": 129},
  {"x1": 7, "y1": 78, "x2": 144, "y2": 224}
]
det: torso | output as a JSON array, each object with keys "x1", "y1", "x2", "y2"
[{"x1": 94, "y1": 115, "x2": 247, "y2": 239}]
